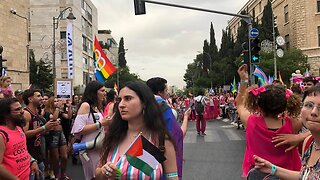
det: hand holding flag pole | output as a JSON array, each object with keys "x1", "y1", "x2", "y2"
[{"x1": 113, "y1": 132, "x2": 166, "y2": 177}]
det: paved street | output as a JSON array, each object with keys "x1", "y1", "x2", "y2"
[
  {"x1": 183, "y1": 120, "x2": 245, "y2": 180},
  {"x1": 66, "y1": 119, "x2": 246, "y2": 179}
]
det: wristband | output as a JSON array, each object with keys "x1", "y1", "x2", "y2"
[
  {"x1": 41, "y1": 125, "x2": 46, "y2": 132},
  {"x1": 240, "y1": 79, "x2": 248, "y2": 83},
  {"x1": 95, "y1": 122, "x2": 101, "y2": 129},
  {"x1": 270, "y1": 164, "x2": 277, "y2": 175},
  {"x1": 166, "y1": 172, "x2": 178, "y2": 178}
]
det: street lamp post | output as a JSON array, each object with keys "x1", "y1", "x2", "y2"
[
  {"x1": 272, "y1": 14, "x2": 277, "y2": 80},
  {"x1": 52, "y1": 7, "x2": 76, "y2": 83}
]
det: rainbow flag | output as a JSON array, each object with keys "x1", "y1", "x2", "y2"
[
  {"x1": 93, "y1": 36, "x2": 117, "y2": 83},
  {"x1": 253, "y1": 65, "x2": 268, "y2": 86},
  {"x1": 231, "y1": 77, "x2": 237, "y2": 93},
  {"x1": 278, "y1": 71, "x2": 284, "y2": 84},
  {"x1": 114, "y1": 82, "x2": 118, "y2": 94}
]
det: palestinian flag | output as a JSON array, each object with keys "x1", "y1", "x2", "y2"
[{"x1": 125, "y1": 134, "x2": 166, "y2": 176}]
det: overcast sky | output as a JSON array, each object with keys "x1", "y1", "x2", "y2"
[{"x1": 91, "y1": 0, "x2": 248, "y2": 88}]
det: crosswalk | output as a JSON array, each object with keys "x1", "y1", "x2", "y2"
[{"x1": 183, "y1": 119, "x2": 245, "y2": 144}]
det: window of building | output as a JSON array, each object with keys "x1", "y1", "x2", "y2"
[
  {"x1": 61, "y1": 72, "x2": 68, "y2": 79},
  {"x1": 318, "y1": 26, "x2": 320, "y2": 46},
  {"x1": 83, "y1": 72, "x2": 90, "y2": 84},
  {"x1": 284, "y1": 5, "x2": 289, "y2": 23},
  {"x1": 82, "y1": 36, "x2": 87, "y2": 52},
  {"x1": 252, "y1": 8, "x2": 255, "y2": 20},
  {"x1": 60, "y1": 31, "x2": 66, "y2": 39},
  {"x1": 318, "y1": 0, "x2": 320, "y2": 12},
  {"x1": 285, "y1": 34, "x2": 290, "y2": 49},
  {"x1": 87, "y1": 39, "x2": 93, "y2": 53},
  {"x1": 61, "y1": 50, "x2": 67, "y2": 60}
]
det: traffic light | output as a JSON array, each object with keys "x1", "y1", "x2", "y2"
[
  {"x1": 134, "y1": 0, "x2": 146, "y2": 15},
  {"x1": 241, "y1": 42, "x2": 249, "y2": 64},
  {"x1": 251, "y1": 37, "x2": 261, "y2": 64},
  {"x1": 0, "y1": 46, "x2": 7, "y2": 77},
  {"x1": 274, "y1": 16, "x2": 277, "y2": 28}
]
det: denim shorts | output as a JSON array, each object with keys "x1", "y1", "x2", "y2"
[{"x1": 46, "y1": 131, "x2": 67, "y2": 149}]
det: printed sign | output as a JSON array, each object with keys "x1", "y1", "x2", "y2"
[{"x1": 55, "y1": 78, "x2": 72, "y2": 99}]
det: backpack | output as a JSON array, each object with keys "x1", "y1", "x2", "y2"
[{"x1": 195, "y1": 96, "x2": 205, "y2": 114}]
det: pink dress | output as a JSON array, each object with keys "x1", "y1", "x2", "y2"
[
  {"x1": 103, "y1": 102, "x2": 113, "y2": 118},
  {"x1": 213, "y1": 97, "x2": 219, "y2": 119},
  {"x1": 242, "y1": 115, "x2": 301, "y2": 177}
]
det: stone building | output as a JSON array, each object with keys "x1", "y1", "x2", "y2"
[
  {"x1": 29, "y1": 0, "x2": 98, "y2": 92},
  {"x1": 0, "y1": 0, "x2": 30, "y2": 90},
  {"x1": 228, "y1": 0, "x2": 320, "y2": 75}
]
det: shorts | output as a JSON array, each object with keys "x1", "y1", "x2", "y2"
[{"x1": 46, "y1": 131, "x2": 67, "y2": 149}]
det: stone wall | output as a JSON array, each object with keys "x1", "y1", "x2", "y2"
[{"x1": 0, "y1": 0, "x2": 30, "y2": 90}]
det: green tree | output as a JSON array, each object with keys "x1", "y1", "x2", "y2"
[
  {"x1": 202, "y1": 40, "x2": 210, "y2": 76},
  {"x1": 104, "y1": 67, "x2": 141, "y2": 88},
  {"x1": 118, "y1": 37, "x2": 127, "y2": 68},
  {"x1": 209, "y1": 22, "x2": 219, "y2": 70},
  {"x1": 29, "y1": 50, "x2": 53, "y2": 92},
  {"x1": 260, "y1": 0, "x2": 279, "y2": 41},
  {"x1": 257, "y1": 48, "x2": 309, "y2": 85}
]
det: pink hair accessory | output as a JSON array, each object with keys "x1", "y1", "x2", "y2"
[
  {"x1": 248, "y1": 86, "x2": 266, "y2": 96},
  {"x1": 285, "y1": 89, "x2": 293, "y2": 99}
]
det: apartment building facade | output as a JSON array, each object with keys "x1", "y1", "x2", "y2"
[
  {"x1": 228, "y1": 0, "x2": 320, "y2": 75},
  {"x1": 97, "y1": 30, "x2": 119, "y2": 67},
  {"x1": 29, "y1": 0, "x2": 98, "y2": 91},
  {"x1": 0, "y1": 0, "x2": 30, "y2": 90}
]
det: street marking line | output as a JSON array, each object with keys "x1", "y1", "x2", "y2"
[
  {"x1": 222, "y1": 129, "x2": 242, "y2": 141},
  {"x1": 204, "y1": 130, "x2": 221, "y2": 142}
]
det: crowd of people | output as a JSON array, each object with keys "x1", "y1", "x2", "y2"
[{"x1": 0, "y1": 67, "x2": 320, "y2": 180}]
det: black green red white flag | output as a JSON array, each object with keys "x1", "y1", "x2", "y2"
[{"x1": 125, "y1": 133, "x2": 166, "y2": 176}]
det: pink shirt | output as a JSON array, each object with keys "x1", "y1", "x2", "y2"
[
  {"x1": 0, "y1": 126, "x2": 30, "y2": 180},
  {"x1": 103, "y1": 102, "x2": 113, "y2": 118},
  {"x1": 0, "y1": 86, "x2": 13, "y2": 97},
  {"x1": 242, "y1": 115, "x2": 301, "y2": 177}
]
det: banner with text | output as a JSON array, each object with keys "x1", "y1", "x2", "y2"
[{"x1": 67, "y1": 23, "x2": 73, "y2": 79}]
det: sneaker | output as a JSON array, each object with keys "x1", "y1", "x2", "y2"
[
  {"x1": 197, "y1": 132, "x2": 201, "y2": 135},
  {"x1": 202, "y1": 132, "x2": 207, "y2": 136}
]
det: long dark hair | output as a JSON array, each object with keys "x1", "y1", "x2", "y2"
[
  {"x1": 79, "y1": 81, "x2": 104, "y2": 112},
  {"x1": 100, "y1": 81, "x2": 171, "y2": 164}
]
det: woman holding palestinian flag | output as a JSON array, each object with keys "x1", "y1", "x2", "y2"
[{"x1": 95, "y1": 81, "x2": 178, "y2": 179}]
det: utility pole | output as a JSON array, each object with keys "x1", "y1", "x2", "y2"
[{"x1": 272, "y1": 15, "x2": 277, "y2": 79}]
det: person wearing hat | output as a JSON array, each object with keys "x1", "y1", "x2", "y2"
[{"x1": 14, "y1": 89, "x2": 25, "y2": 108}]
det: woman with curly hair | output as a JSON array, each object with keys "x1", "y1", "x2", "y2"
[
  {"x1": 236, "y1": 64, "x2": 302, "y2": 179},
  {"x1": 95, "y1": 81, "x2": 177, "y2": 179}
]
